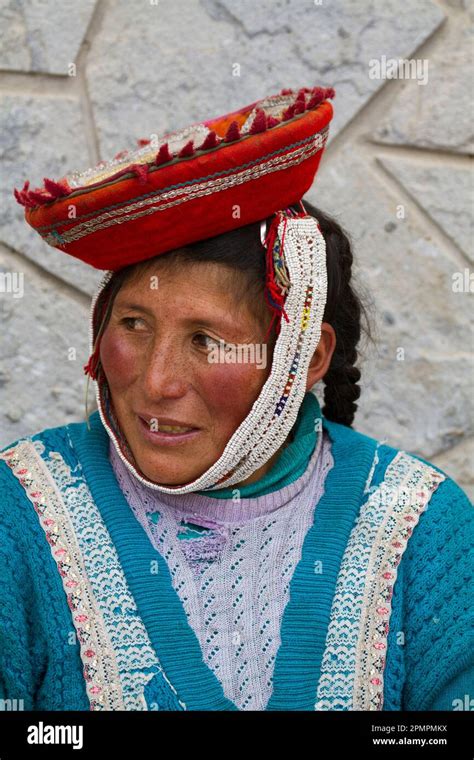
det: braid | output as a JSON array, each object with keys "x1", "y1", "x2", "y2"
[{"x1": 302, "y1": 200, "x2": 373, "y2": 427}]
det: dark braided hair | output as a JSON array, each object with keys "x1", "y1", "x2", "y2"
[
  {"x1": 301, "y1": 199, "x2": 373, "y2": 427},
  {"x1": 90, "y1": 198, "x2": 373, "y2": 428}
]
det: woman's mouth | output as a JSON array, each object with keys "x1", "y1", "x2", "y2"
[{"x1": 137, "y1": 414, "x2": 201, "y2": 446}]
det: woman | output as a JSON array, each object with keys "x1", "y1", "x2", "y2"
[{"x1": 2, "y1": 86, "x2": 473, "y2": 712}]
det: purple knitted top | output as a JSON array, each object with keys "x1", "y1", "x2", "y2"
[{"x1": 109, "y1": 424, "x2": 334, "y2": 710}]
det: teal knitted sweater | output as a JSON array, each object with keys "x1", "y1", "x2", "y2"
[{"x1": 0, "y1": 393, "x2": 472, "y2": 711}]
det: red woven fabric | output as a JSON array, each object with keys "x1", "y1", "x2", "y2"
[{"x1": 15, "y1": 87, "x2": 334, "y2": 272}]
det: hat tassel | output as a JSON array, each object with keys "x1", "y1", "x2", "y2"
[
  {"x1": 263, "y1": 213, "x2": 290, "y2": 342},
  {"x1": 13, "y1": 177, "x2": 71, "y2": 207}
]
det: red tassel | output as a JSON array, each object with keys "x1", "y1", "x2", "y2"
[
  {"x1": 27, "y1": 189, "x2": 55, "y2": 205},
  {"x1": 14, "y1": 190, "x2": 37, "y2": 208},
  {"x1": 155, "y1": 143, "x2": 172, "y2": 165},
  {"x1": 266, "y1": 115, "x2": 280, "y2": 129},
  {"x1": 307, "y1": 96, "x2": 320, "y2": 109},
  {"x1": 43, "y1": 177, "x2": 71, "y2": 198},
  {"x1": 224, "y1": 121, "x2": 241, "y2": 142},
  {"x1": 13, "y1": 188, "x2": 25, "y2": 206},
  {"x1": 83, "y1": 335, "x2": 102, "y2": 379},
  {"x1": 16, "y1": 173, "x2": 86, "y2": 209},
  {"x1": 13, "y1": 180, "x2": 31, "y2": 207},
  {"x1": 114, "y1": 149, "x2": 129, "y2": 160},
  {"x1": 280, "y1": 88, "x2": 293, "y2": 95},
  {"x1": 249, "y1": 109, "x2": 267, "y2": 134},
  {"x1": 83, "y1": 355, "x2": 97, "y2": 380},
  {"x1": 198, "y1": 130, "x2": 219, "y2": 150},
  {"x1": 128, "y1": 163, "x2": 149, "y2": 184},
  {"x1": 137, "y1": 138, "x2": 151, "y2": 147},
  {"x1": 293, "y1": 100, "x2": 305, "y2": 115},
  {"x1": 281, "y1": 104, "x2": 296, "y2": 121},
  {"x1": 83, "y1": 345, "x2": 102, "y2": 380},
  {"x1": 14, "y1": 178, "x2": 71, "y2": 208},
  {"x1": 24, "y1": 198, "x2": 38, "y2": 208},
  {"x1": 307, "y1": 95, "x2": 323, "y2": 109},
  {"x1": 178, "y1": 140, "x2": 195, "y2": 158},
  {"x1": 307, "y1": 86, "x2": 335, "y2": 109}
]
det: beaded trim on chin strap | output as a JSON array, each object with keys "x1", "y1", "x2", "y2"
[{"x1": 86, "y1": 209, "x2": 328, "y2": 493}]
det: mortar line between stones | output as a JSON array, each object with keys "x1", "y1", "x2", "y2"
[
  {"x1": 366, "y1": 142, "x2": 472, "y2": 167},
  {"x1": 74, "y1": 0, "x2": 111, "y2": 166},
  {"x1": 0, "y1": 242, "x2": 93, "y2": 310},
  {"x1": 370, "y1": 155, "x2": 473, "y2": 270},
  {"x1": 322, "y1": 11, "x2": 450, "y2": 161}
]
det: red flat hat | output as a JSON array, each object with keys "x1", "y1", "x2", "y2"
[{"x1": 14, "y1": 85, "x2": 334, "y2": 272}]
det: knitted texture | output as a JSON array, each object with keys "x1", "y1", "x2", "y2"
[
  {"x1": 0, "y1": 403, "x2": 472, "y2": 711},
  {"x1": 32, "y1": 435, "x2": 183, "y2": 710},
  {"x1": 0, "y1": 432, "x2": 90, "y2": 710},
  {"x1": 0, "y1": 425, "x2": 183, "y2": 711},
  {"x1": 401, "y1": 469, "x2": 474, "y2": 710},
  {"x1": 367, "y1": 443, "x2": 474, "y2": 711},
  {"x1": 109, "y1": 427, "x2": 334, "y2": 710}
]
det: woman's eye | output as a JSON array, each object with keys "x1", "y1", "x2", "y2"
[
  {"x1": 193, "y1": 332, "x2": 221, "y2": 350},
  {"x1": 121, "y1": 317, "x2": 147, "y2": 331}
]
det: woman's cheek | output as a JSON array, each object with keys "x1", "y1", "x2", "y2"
[
  {"x1": 200, "y1": 361, "x2": 267, "y2": 424},
  {"x1": 100, "y1": 327, "x2": 140, "y2": 391}
]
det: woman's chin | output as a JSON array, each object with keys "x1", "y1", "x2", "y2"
[{"x1": 135, "y1": 458, "x2": 211, "y2": 488}]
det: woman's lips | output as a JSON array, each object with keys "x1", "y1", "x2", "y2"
[{"x1": 137, "y1": 414, "x2": 201, "y2": 446}]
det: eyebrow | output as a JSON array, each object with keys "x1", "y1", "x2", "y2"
[
  {"x1": 114, "y1": 302, "x2": 154, "y2": 316},
  {"x1": 114, "y1": 301, "x2": 239, "y2": 333}
]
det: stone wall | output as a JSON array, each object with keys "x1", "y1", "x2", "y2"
[{"x1": 0, "y1": 0, "x2": 472, "y2": 498}]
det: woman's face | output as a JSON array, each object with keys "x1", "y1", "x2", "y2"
[{"x1": 99, "y1": 261, "x2": 276, "y2": 486}]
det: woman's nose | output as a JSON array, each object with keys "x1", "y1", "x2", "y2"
[{"x1": 141, "y1": 339, "x2": 189, "y2": 399}]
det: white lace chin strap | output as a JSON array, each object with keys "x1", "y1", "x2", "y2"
[{"x1": 89, "y1": 212, "x2": 328, "y2": 493}]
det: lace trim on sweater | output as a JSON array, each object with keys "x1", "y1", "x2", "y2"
[
  {"x1": 0, "y1": 438, "x2": 185, "y2": 711},
  {"x1": 315, "y1": 450, "x2": 445, "y2": 711}
]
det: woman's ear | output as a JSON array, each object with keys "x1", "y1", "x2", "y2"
[{"x1": 306, "y1": 322, "x2": 336, "y2": 391}]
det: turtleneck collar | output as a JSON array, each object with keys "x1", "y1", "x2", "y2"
[
  {"x1": 196, "y1": 390, "x2": 322, "y2": 498},
  {"x1": 108, "y1": 392, "x2": 323, "y2": 526}
]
